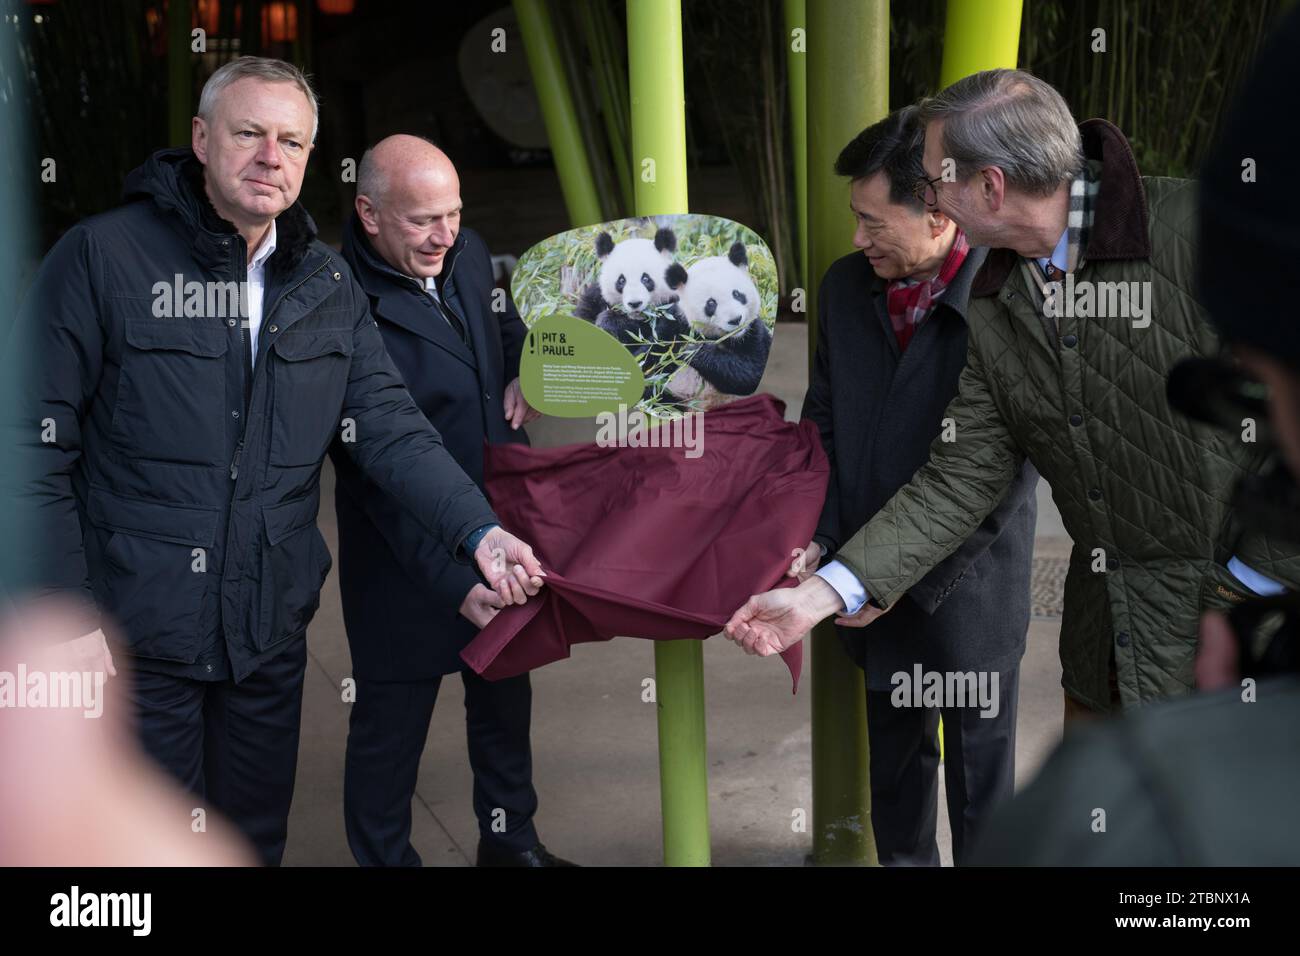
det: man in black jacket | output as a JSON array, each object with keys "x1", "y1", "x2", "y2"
[
  {"x1": 5, "y1": 58, "x2": 543, "y2": 866},
  {"x1": 333, "y1": 134, "x2": 572, "y2": 867},
  {"x1": 794, "y1": 108, "x2": 1038, "y2": 865}
]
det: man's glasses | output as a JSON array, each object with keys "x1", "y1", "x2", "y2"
[{"x1": 913, "y1": 174, "x2": 945, "y2": 207}]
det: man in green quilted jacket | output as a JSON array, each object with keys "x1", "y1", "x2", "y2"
[
  {"x1": 725, "y1": 68, "x2": 1300, "y2": 717},
  {"x1": 972, "y1": 11, "x2": 1300, "y2": 863}
]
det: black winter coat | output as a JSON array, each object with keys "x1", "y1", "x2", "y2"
[
  {"x1": 801, "y1": 247, "x2": 1039, "y2": 690},
  {"x1": 332, "y1": 216, "x2": 527, "y2": 680},
  {"x1": 7, "y1": 148, "x2": 497, "y2": 682}
]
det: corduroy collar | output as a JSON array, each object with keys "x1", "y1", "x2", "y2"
[{"x1": 971, "y1": 118, "x2": 1152, "y2": 298}]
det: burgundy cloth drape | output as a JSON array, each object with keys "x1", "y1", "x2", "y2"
[{"x1": 460, "y1": 394, "x2": 829, "y2": 692}]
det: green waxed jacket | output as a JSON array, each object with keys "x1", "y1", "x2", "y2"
[{"x1": 835, "y1": 119, "x2": 1300, "y2": 712}]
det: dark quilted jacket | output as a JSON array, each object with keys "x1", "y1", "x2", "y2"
[{"x1": 5, "y1": 148, "x2": 498, "y2": 681}]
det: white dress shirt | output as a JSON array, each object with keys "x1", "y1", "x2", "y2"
[
  {"x1": 245, "y1": 220, "x2": 278, "y2": 369},
  {"x1": 422, "y1": 274, "x2": 442, "y2": 303}
]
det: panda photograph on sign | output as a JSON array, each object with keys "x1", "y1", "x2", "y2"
[{"x1": 513, "y1": 215, "x2": 778, "y2": 416}]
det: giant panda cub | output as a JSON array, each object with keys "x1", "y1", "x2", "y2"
[
  {"x1": 662, "y1": 242, "x2": 772, "y2": 411},
  {"x1": 573, "y1": 226, "x2": 688, "y2": 355}
]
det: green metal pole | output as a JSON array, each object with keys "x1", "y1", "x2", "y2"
[
  {"x1": 939, "y1": 0, "x2": 1024, "y2": 88},
  {"x1": 784, "y1": 0, "x2": 808, "y2": 288},
  {"x1": 806, "y1": 0, "x2": 887, "y2": 866},
  {"x1": 627, "y1": 0, "x2": 708, "y2": 868},
  {"x1": 627, "y1": 0, "x2": 689, "y2": 217},
  {"x1": 514, "y1": 0, "x2": 605, "y2": 227},
  {"x1": 934, "y1": 0, "x2": 1021, "y2": 771},
  {"x1": 168, "y1": 0, "x2": 192, "y2": 147}
]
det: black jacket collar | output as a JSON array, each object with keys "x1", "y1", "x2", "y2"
[
  {"x1": 123, "y1": 146, "x2": 319, "y2": 276},
  {"x1": 341, "y1": 212, "x2": 476, "y2": 366}
]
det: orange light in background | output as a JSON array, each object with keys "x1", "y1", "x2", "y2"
[
  {"x1": 195, "y1": 0, "x2": 220, "y2": 35},
  {"x1": 262, "y1": 1, "x2": 299, "y2": 44},
  {"x1": 145, "y1": 3, "x2": 165, "y2": 56},
  {"x1": 317, "y1": 0, "x2": 355, "y2": 14}
]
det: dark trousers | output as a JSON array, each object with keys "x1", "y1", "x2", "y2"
[
  {"x1": 127, "y1": 638, "x2": 308, "y2": 867},
  {"x1": 865, "y1": 664, "x2": 1019, "y2": 866},
  {"x1": 343, "y1": 669, "x2": 539, "y2": 867}
]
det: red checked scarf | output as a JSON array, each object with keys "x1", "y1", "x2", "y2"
[{"x1": 885, "y1": 229, "x2": 969, "y2": 351}]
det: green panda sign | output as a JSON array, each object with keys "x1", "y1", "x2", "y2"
[
  {"x1": 512, "y1": 215, "x2": 777, "y2": 419},
  {"x1": 519, "y1": 312, "x2": 646, "y2": 415}
]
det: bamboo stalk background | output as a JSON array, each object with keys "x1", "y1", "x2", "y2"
[{"x1": 11, "y1": 1, "x2": 1290, "y2": 263}]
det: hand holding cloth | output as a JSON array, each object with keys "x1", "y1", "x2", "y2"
[{"x1": 460, "y1": 394, "x2": 829, "y2": 692}]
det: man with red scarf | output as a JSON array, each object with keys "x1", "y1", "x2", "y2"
[{"x1": 793, "y1": 107, "x2": 1039, "y2": 865}]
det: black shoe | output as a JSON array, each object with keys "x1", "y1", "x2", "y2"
[{"x1": 476, "y1": 840, "x2": 579, "y2": 867}]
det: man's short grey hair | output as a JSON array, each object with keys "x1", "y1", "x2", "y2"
[
  {"x1": 355, "y1": 146, "x2": 385, "y2": 207},
  {"x1": 197, "y1": 56, "x2": 319, "y2": 145},
  {"x1": 918, "y1": 68, "x2": 1084, "y2": 197},
  {"x1": 355, "y1": 135, "x2": 441, "y2": 208}
]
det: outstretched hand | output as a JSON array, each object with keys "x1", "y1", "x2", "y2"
[{"x1": 724, "y1": 576, "x2": 845, "y2": 656}]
